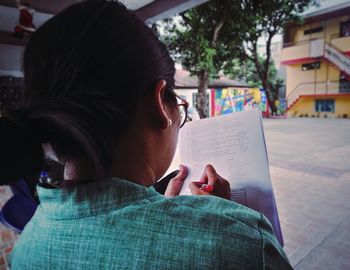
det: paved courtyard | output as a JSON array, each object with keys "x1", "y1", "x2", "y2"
[
  {"x1": 264, "y1": 118, "x2": 350, "y2": 269},
  {"x1": 0, "y1": 118, "x2": 349, "y2": 269},
  {"x1": 166, "y1": 117, "x2": 350, "y2": 269}
]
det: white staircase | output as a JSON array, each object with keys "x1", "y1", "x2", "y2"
[
  {"x1": 287, "y1": 40, "x2": 350, "y2": 109},
  {"x1": 287, "y1": 81, "x2": 340, "y2": 109},
  {"x1": 324, "y1": 43, "x2": 350, "y2": 77}
]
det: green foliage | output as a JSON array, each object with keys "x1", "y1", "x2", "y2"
[
  {"x1": 228, "y1": 59, "x2": 283, "y2": 101},
  {"x1": 232, "y1": 0, "x2": 318, "y2": 65},
  {"x1": 159, "y1": 0, "x2": 242, "y2": 79},
  {"x1": 225, "y1": 56, "x2": 283, "y2": 94},
  {"x1": 224, "y1": 59, "x2": 260, "y2": 87},
  {"x1": 159, "y1": 0, "x2": 318, "y2": 114}
]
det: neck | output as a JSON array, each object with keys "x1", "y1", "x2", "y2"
[
  {"x1": 63, "y1": 131, "x2": 159, "y2": 187},
  {"x1": 63, "y1": 157, "x2": 156, "y2": 187},
  {"x1": 107, "y1": 128, "x2": 159, "y2": 186},
  {"x1": 60, "y1": 106, "x2": 174, "y2": 187}
]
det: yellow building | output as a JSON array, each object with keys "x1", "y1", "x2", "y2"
[{"x1": 282, "y1": 2, "x2": 350, "y2": 118}]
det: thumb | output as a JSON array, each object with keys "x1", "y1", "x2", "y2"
[{"x1": 164, "y1": 165, "x2": 188, "y2": 198}]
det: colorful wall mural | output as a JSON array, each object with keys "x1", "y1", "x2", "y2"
[{"x1": 210, "y1": 88, "x2": 269, "y2": 117}]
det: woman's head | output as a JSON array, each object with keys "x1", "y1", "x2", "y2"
[{"x1": 0, "y1": 0, "x2": 180, "y2": 184}]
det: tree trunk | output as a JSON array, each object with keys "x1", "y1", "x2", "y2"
[
  {"x1": 249, "y1": 32, "x2": 278, "y2": 115},
  {"x1": 263, "y1": 33, "x2": 278, "y2": 115},
  {"x1": 196, "y1": 70, "x2": 209, "y2": 119},
  {"x1": 261, "y1": 78, "x2": 277, "y2": 115}
]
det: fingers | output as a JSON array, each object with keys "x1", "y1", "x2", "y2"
[
  {"x1": 164, "y1": 164, "x2": 231, "y2": 200},
  {"x1": 164, "y1": 165, "x2": 188, "y2": 198},
  {"x1": 191, "y1": 164, "x2": 231, "y2": 200},
  {"x1": 199, "y1": 164, "x2": 218, "y2": 185},
  {"x1": 189, "y1": 181, "x2": 211, "y2": 196}
]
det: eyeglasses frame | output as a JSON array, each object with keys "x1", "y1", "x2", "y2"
[{"x1": 173, "y1": 93, "x2": 189, "y2": 128}]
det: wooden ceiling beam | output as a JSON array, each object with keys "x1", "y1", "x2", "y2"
[
  {"x1": 0, "y1": 0, "x2": 82, "y2": 14},
  {"x1": 0, "y1": 0, "x2": 209, "y2": 46},
  {"x1": 135, "y1": 0, "x2": 208, "y2": 23}
]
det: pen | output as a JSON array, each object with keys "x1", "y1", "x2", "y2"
[{"x1": 200, "y1": 184, "x2": 214, "y2": 193}]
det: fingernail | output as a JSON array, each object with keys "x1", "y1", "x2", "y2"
[
  {"x1": 179, "y1": 164, "x2": 187, "y2": 173},
  {"x1": 200, "y1": 184, "x2": 214, "y2": 193}
]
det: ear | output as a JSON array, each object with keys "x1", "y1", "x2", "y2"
[{"x1": 152, "y1": 79, "x2": 171, "y2": 130}]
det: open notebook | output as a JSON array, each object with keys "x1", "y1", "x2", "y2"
[{"x1": 177, "y1": 109, "x2": 284, "y2": 246}]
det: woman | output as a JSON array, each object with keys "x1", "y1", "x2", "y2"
[{"x1": 0, "y1": 1, "x2": 291, "y2": 269}]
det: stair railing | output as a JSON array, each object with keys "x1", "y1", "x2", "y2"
[
  {"x1": 324, "y1": 43, "x2": 350, "y2": 75},
  {"x1": 287, "y1": 81, "x2": 341, "y2": 108}
]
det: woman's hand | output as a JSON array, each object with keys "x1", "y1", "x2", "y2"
[
  {"x1": 164, "y1": 165, "x2": 188, "y2": 197},
  {"x1": 189, "y1": 164, "x2": 231, "y2": 200}
]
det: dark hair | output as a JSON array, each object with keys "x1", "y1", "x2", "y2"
[{"x1": 0, "y1": 0, "x2": 175, "y2": 184}]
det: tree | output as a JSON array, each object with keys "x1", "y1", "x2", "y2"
[
  {"x1": 159, "y1": 0, "x2": 242, "y2": 118},
  {"x1": 225, "y1": 56, "x2": 284, "y2": 101},
  {"x1": 228, "y1": 0, "x2": 318, "y2": 114},
  {"x1": 159, "y1": 0, "x2": 317, "y2": 117}
]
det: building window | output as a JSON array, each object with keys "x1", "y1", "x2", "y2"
[
  {"x1": 315, "y1": 100, "x2": 335, "y2": 112},
  {"x1": 301, "y1": 62, "x2": 320, "y2": 71},
  {"x1": 304, "y1": 26, "x2": 323, "y2": 35},
  {"x1": 340, "y1": 20, "x2": 350, "y2": 37}
]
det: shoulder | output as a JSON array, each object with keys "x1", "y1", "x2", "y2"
[
  {"x1": 143, "y1": 194, "x2": 267, "y2": 247},
  {"x1": 149, "y1": 195, "x2": 292, "y2": 269},
  {"x1": 158, "y1": 194, "x2": 262, "y2": 229}
]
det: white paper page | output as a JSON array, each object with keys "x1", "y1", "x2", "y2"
[
  {"x1": 174, "y1": 110, "x2": 284, "y2": 245},
  {"x1": 179, "y1": 109, "x2": 271, "y2": 195}
]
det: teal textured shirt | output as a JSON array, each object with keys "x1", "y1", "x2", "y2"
[{"x1": 12, "y1": 178, "x2": 292, "y2": 269}]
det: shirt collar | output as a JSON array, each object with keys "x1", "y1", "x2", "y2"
[{"x1": 37, "y1": 178, "x2": 163, "y2": 219}]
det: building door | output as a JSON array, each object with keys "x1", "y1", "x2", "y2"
[{"x1": 339, "y1": 21, "x2": 350, "y2": 92}]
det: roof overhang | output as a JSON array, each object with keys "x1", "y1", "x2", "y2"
[
  {"x1": 304, "y1": 5, "x2": 350, "y2": 24},
  {"x1": 284, "y1": 2, "x2": 350, "y2": 32},
  {"x1": 175, "y1": 69, "x2": 249, "y2": 89},
  {"x1": 0, "y1": 0, "x2": 209, "y2": 46},
  {"x1": 303, "y1": 1, "x2": 350, "y2": 20}
]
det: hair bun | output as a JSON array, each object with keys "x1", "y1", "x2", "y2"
[{"x1": 0, "y1": 112, "x2": 44, "y2": 185}]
